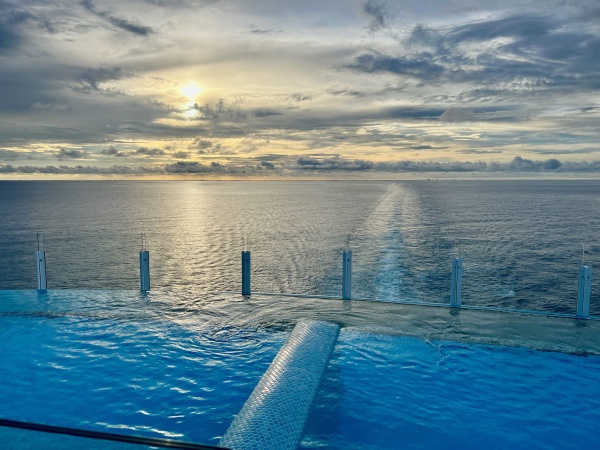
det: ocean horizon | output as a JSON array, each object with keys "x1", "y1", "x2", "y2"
[{"x1": 1, "y1": 179, "x2": 597, "y2": 315}]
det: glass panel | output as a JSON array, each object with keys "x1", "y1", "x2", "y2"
[{"x1": 0, "y1": 420, "x2": 226, "y2": 450}]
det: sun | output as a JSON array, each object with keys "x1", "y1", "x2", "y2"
[{"x1": 180, "y1": 83, "x2": 203, "y2": 101}]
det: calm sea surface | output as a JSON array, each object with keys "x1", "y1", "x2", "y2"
[{"x1": 0, "y1": 180, "x2": 598, "y2": 314}]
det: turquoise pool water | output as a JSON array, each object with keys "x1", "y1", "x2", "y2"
[
  {"x1": 303, "y1": 330, "x2": 600, "y2": 449},
  {"x1": 0, "y1": 290, "x2": 287, "y2": 445},
  {"x1": 1, "y1": 290, "x2": 600, "y2": 448}
]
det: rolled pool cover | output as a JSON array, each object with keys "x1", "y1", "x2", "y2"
[{"x1": 220, "y1": 320, "x2": 340, "y2": 450}]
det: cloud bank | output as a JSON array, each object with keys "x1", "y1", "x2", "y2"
[
  {"x1": 2, "y1": 156, "x2": 599, "y2": 177},
  {"x1": 1, "y1": 0, "x2": 599, "y2": 178}
]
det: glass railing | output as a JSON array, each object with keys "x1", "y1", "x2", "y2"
[{"x1": 0, "y1": 419, "x2": 227, "y2": 450}]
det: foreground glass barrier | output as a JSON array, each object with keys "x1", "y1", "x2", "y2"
[{"x1": 0, "y1": 419, "x2": 227, "y2": 450}]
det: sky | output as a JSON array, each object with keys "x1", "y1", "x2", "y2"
[{"x1": 1, "y1": 0, "x2": 600, "y2": 178}]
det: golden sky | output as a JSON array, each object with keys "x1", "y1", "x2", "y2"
[{"x1": 1, "y1": 0, "x2": 600, "y2": 178}]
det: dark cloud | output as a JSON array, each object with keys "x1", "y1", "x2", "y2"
[
  {"x1": 101, "y1": 146, "x2": 119, "y2": 155},
  {"x1": 259, "y1": 160, "x2": 275, "y2": 170},
  {"x1": 406, "y1": 24, "x2": 447, "y2": 55},
  {"x1": 347, "y1": 12, "x2": 600, "y2": 96},
  {"x1": 247, "y1": 24, "x2": 279, "y2": 34},
  {"x1": 2, "y1": 156, "x2": 600, "y2": 176},
  {"x1": 409, "y1": 145, "x2": 441, "y2": 150},
  {"x1": 0, "y1": 2, "x2": 34, "y2": 52},
  {"x1": 0, "y1": 164, "x2": 156, "y2": 175},
  {"x1": 101, "y1": 146, "x2": 130, "y2": 157},
  {"x1": 136, "y1": 147, "x2": 166, "y2": 156},
  {"x1": 347, "y1": 52, "x2": 445, "y2": 81},
  {"x1": 164, "y1": 161, "x2": 227, "y2": 174},
  {"x1": 254, "y1": 108, "x2": 282, "y2": 118},
  {"x1": 363, "y1": 0, "x2": 389, "y2": 32},
  {"x1": 460, "y1": 149, "x2": 503, "y2": 155},
  {"x1": 57, "y1": 148, "x2": 87, "y2": 159},
  {"x1": 255, "y1": 154, "x2": 287, "y2": 161},
  {"x1": 193, "y1": 99, "x2": 247, "y2": 121},
  {"x1": 189, "y1": 138, "x2": 213, "y2": 149},
  {"x1": 287, "y1": 93, "x2": 313, "y2": 102},
  {"x1": 81, "y1": 0, "x2": 155, "y2": 36},
  {"x1": 438, "y1": 106, "x2": 519, "y2": 123},
  {"x1": 187, "y1": 137, "x2": 232, "y2": 155},
  {"x1": 164, "y1": 159, "x2": 279, "y2": 174},
  {"x1": 291, "y1": 156, "x2": 596, "y2": 173},
  {"x1": 447, "y1": 14, "x2": 553, "y2": 44},
  {"x1": 296, "y1": 156, "x2": 373, "y2": 171},
  {"x1": 76, "y1": 67, "x2": 125, "y2": 93},
  {"x1": 172, "y1": 151, "x2": 189, "y2": 159},
  {"x1": 542, "y1": 158, "x2": 561, "y2": 170},
  {"x1": 30, "y1": 102, "x2": 71, "y2": 113},
  {"x1": 439, "y1": 108, "x2": 475, "y2": 122},
  {"x1": 327, "y1": 88, "x2": 362, "y2": 97},
  {"x1": 507, "y1": 155, "x2": 562, "y2": 171},
  {"x1": 530, "y1": 147, "x2": 600, "y2": 155},
  {"x1": 373, "y1": 160, "x2": 488, "y2": 172}
]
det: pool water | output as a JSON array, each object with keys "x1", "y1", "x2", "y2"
[
  {"x1": 1, "y1": 290, "x2": 600, "y2": 449},
  {"x1": 0, "y1": 291, "x2": 288, "y2": 445},
  {"x1": 302, "y1": 330, "x2": 600, "y2": 449}
]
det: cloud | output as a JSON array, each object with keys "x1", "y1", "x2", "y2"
[
  {"x1": 101, "y1": 146, "x2": 119, "y2": 155},
  {"x1": 76, "y1": 67, "x2": 126, "y2": 93},
  {"x1": 164, "y1": 160, "x2": 278, "y2": 174},
  {"x1": 362, "y1": 0, "x2": 389, "y2": 32},
  {"x1": 407, "y1": 145, "x2": 447, "y2": 150},
  {"x1": 287, "y1": 93, "x2": 313, "y2": 103},
  {"x1": 0, "y1": 1, "x2": 48, "y2": 52},
  {"x1": 247, "y1": 24, "x2": 279, "y2": 35},
  {"x1": 2, "y1": 156, "x2": 600, "y2": 176},
  {"x1": 439, "y1": 108, "x2": 475, "y2": 122},
  {"x1": 135, "y1": 147, "x2": 166, "y2": 156},
  {"x1": 193, "y1": 99, "x2": 246, "y2": 121},
  {"x1": 0, "y1": 150, "x2": 19, "y2": 161},
  {"x1": 460, "y1": 149, "x2": 503, "y2": 155},
  {"x1": 346, "y1": 11, "x2": 600, "y2": 97},
  {"x1": 81, "y1": 0, "x2": 155, "y2": 36},
  {"x1": 30, "y1": 102, "x2": 71, "y2": 113},
  {"x1": 187, "y1": 137, "x2": 233, "y2": 155},
  {"x1": 189, "y1": 137, "x2": 213, "y2": 149},
  {"x1": 57, "y1": 148, "x2": 87, "y2": 159},
  {"x1": 295, "y1": 156, "x2": 373, "y2": 171},
  {"x1": 1, "y1": 2, "x2": 600, "y2": 176},
  {"x1": 100, "y1": 146, "x2": 131, "y2": 157},
  {"x1": 164, "y1": 161, "x2": 227, "y2": 174},
  {"x1": 259, "y1": 160, "x2": 275, "y2": 170},
  {"x1": 327, "y1": 88, "x2": 363, "y2": 97},
  {"x1": 0, "y1": 164, "x2": 156, "y2": 175},
  {"x1": 530, "y1": 147, "x2": 600, "y2": 155},
  {"x1": 447, "y1": 14, "x2": 552, "y2": 44},
  {"x1": 347, "y1": 52, "x2": 444, "y2": 81},
  {"x1": 172, "y1": 151, "x2": 189, "y2": 158},
  {"x1": 507, "y1": 155, "x2": 562, "y2": 171},
  {"x1": 254, "y1": 108, "x2": 282, "y2": 118}
]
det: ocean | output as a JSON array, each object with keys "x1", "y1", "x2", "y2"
[{"x1": 0, "y1": 180, "x2": 598, "y2": 315}]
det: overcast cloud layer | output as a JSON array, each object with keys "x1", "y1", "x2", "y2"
[{"x1": 1, "y1": 0, "x2": 600, "y2": 177}]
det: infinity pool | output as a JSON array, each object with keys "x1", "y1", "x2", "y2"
[
  {"x1": 302, "y1": 331, "x2": 600, "y2": 449},
  {"x1": 1, "y1": 290, "x2": 600, "y2": 449}
]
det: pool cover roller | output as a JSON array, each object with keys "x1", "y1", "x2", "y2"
[{"x1": 220, "y1": 320, "x2": 340, "y2": 450}]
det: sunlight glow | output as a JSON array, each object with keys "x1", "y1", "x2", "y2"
[{"x1": 180, "y1": 83, "x2": 203, "y2": 101}]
